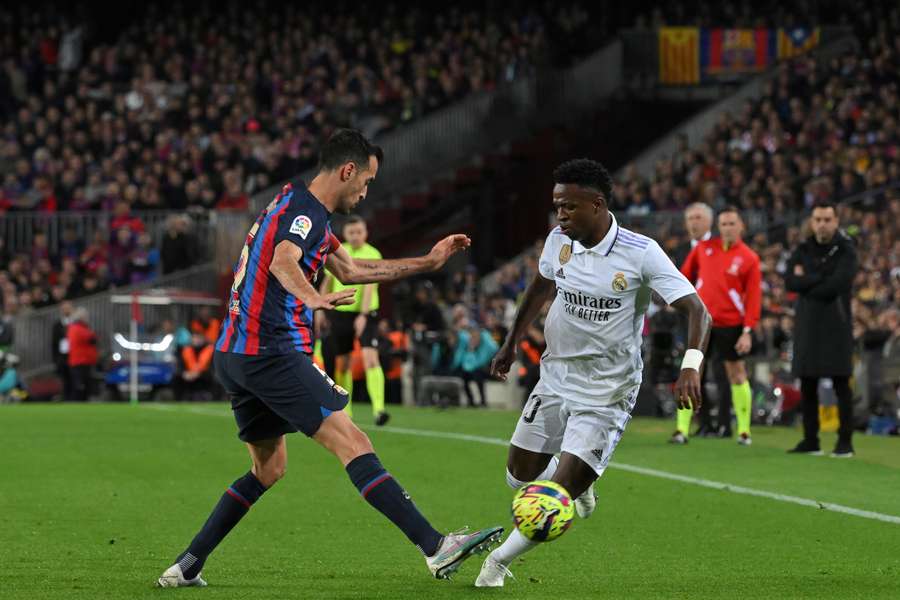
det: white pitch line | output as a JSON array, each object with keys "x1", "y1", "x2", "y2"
[{"x1": 144, "y1": 405, "x2": 900, "y2": 525}]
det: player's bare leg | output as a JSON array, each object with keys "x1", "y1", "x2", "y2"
[
  {"x1": 314, "y1": 410, "x2": 502, "y2": 579},
  {"x1": 551, "y1": 451, "x2": 598, "y2": 501},
  {"x1": 158, "y1": 437, "x2": 283, "y2": 587}
]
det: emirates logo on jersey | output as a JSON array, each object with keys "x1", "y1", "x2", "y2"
[{"x1": 558, "y1": 288, "x2": 623, "y2": 323}]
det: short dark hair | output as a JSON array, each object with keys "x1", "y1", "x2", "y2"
[
  {"x1": 317, "y1": 129, "x2": 384, "y2": 172},
  {"x1": 718, "y1": 205, "x2": 742, "y2": 219},
  {"x1": 811, "y1": 200, "x2": 837, "y2": 213},
  {"x1": 553, "y1": 158, "x2": 613, "y2": 202},
  {"x1": 342, "y1": 215, "x2": 366, "y2": 231}
]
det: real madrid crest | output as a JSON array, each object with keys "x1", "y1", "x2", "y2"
[
  {"x1": 612, "y1": 272, "x2": 627, "y2": 292},
  {"x1": 559, "y1": 244, "x2": 572, "y2": 265}
]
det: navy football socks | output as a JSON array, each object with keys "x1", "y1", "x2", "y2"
[
  {"x1": 346, "y1": 453, "x2": 443, "y2": 556},
  {"x1": 176, "y1": 472, "x2": 268, "y2": 579}
]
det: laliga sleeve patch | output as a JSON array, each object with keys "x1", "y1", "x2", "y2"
[{"x1": 289, "y1": 215, "x2": 312, "y2": 239}]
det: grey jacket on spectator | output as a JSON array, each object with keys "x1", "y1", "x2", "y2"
[{"x1": 785, "y1": 231, "x2": 858, "y2": 378}]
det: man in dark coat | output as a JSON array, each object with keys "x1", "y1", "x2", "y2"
[
  {"x1": 160, "y1": 215, "x2": 197, "y2": 274},
  {"x1": 784, "y1": 201, "x2": 858, "y2": 457}
]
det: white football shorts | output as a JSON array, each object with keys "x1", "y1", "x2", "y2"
[{"x1": 509, "y1": 387, "x2": 638, "y2": 477}]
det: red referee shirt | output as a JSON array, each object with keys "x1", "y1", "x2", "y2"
[{"x1": 681, "y1": 238, "x2": 761, "y2": 329}]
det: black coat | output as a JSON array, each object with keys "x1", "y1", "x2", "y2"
[
  {"x1": 160, "y1": 232, "x2": 195, "y2": 274},
  {"x1": 784, "y1": 232, "x2": 857, "y2": 377}
]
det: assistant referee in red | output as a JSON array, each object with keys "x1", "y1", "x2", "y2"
[{"x1": 679, "y1": 205, "x2": 761, "y2": 445}]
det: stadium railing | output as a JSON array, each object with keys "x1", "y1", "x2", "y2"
[
  {"x1": 16, "y1": 262, "x2": 220, "y2": 378},
  {"x1": 2, "y1": 210, "x2": 252, "y2": 258}
]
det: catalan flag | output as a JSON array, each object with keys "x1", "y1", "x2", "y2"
[
  {"x1": 777, "y1": 27, "x2": 820, "y2": 59},
  {"x1": 659, "y1": 27, "x2": 700, "y2": 85}
]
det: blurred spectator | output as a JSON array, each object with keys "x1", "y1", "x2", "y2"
[
  {"x1": 51, "y1": 300, "x2": 74, "y2": 400},
  {"x1": 0, "y1": 303, "x2": 14, "y2": 350},
  {"x1": 452, "y1": 322, "x2": 499, "y2": 407},
  {"x1": 380, "y1": 318, "x2": 409, "y2": 406},
  {"x1": 160, "y1": 215, "x2": 197, "y2": 274},
  {"x1": 108, "y1": 227, "x2": 135, "y2": 286},
  {"x1": 128, "y1": 231, "x2": 161, "y2": 284},
  {"x1": 59, "y1": 226, "x2": 85, "y2": 263},
  {"x1": 190, "y1": 306, "x2": 221, "y2": 345},
  {"x1": 67, "y1": 307, "x2": 98, "y2": 401},
  {"x1": 216, "y1": 171, "x2": 249, "y2": 211},
  {"x1": 109, "y1": 201, "x2": 145, "y2": 234},
  {"x1": 80, "y1": 229, "x2": 110, "y2": 275},
  {"x1": 517, "y1": 313, "x2": 546, "y2": 405},
  {"x1": 0, "y1": 350, "x2": 26, "y2": 403},
  {"x1": 410, "y1": 283, "x2": 445, "y2": 333},
  {"x1": 176, "y1": 331, "x2": 215, "y2": 401}
]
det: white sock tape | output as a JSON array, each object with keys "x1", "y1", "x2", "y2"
[{"x1": 681, "y1": 349, "x2": 704, "y2": 371}]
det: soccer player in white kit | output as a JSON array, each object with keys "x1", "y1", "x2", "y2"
[{"x1": 476, "y1": 159, "x2": 711, "y2": 587}]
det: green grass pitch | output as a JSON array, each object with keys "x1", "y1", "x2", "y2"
[{"x1": 3, "y1": 403, "x2": 899, "y2": 599}]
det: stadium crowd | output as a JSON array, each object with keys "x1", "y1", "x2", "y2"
[
  {"x1": 0, "y1": 214, "x2": 202, "y2": 319},
  {"x1": 0, "y1": 2, "x2": 586, "y2": 215}
]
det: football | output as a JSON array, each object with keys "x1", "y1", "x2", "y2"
[{"x1": 511, "y1": 480, "x2": 575, "y2": 542}]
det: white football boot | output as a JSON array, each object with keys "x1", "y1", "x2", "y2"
[
  {"x1": 575, "y1": 483, "x2": 597, "y2": 519},
  {"x1": 157, "y1": 564, "x2": 208, "y2": 588},
  {"x1": 474, "y1": 554, "x2": 516, "y2": 587}
]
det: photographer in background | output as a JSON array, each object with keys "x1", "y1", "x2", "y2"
[
  {"x1": 785, "y1": 201, "x2": 858, "y2": 457},
  {"x1": 0, "y1": 350, "x2": 26, "y2": 403}
]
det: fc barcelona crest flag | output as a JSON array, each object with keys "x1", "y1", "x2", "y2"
[{"x1": 701, "y1": 29, "x2": 776, "y2": 78}]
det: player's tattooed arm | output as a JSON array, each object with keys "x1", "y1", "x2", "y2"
[
  {"x1": 490, "y1": 273, "x2": 556, "y2": 381},
  {"x1": 671, "y1": 293, "x2": 712, "y2": 411},
  {"x1": 326, "y1": 234, "x2": 472, "y2": 284},
  {"x1": 271, "y1": 241, "x2": 356, "y2": 310}
]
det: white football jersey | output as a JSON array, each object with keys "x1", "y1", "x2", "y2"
[{"x1": 534, "y1": 213, "x2": 696, "y2": 407}]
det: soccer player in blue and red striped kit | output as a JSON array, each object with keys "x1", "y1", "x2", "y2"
[{"x1": 158, "y1": 129, "x2": 502, "y2": 587}]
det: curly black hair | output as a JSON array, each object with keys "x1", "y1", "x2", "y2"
[{"x1": 552, "y1": 158, "x2": 613, "y2": 202}]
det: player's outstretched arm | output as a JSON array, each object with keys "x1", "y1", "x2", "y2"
[
  {"x1": 326, "y1": 234, "x2": 471, "y2": 284},
  {"x1": 490, "y1": 273, "x2": 556, "y2": 381},
  {"x1": 271, "y1": 240, "x2": 357, "y2": 310},
  {"x1": 670, "y1": 293, "x2": 712, "y2": 411}
]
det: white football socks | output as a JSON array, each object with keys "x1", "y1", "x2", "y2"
[
  {"x1": 535, "y1": 455, "x2": 559, "y2": 482},
  {"x1": 490, "y1": 527, "x2": 537, "y2": 566},
  {"x1": 505, "y1": 455, "x2": 559, "y2": 489},
  {"x1": 494, "y1": 455, "x2": 560, "y2": 567}
]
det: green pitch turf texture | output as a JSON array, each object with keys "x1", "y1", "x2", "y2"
[{"x1": 3, "y1": 403, "x2": 899, "y2": 600}]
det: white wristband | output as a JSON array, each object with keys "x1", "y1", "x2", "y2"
[{"x1": 681, "y1": 349, "x2": 704, "y2": 372}]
